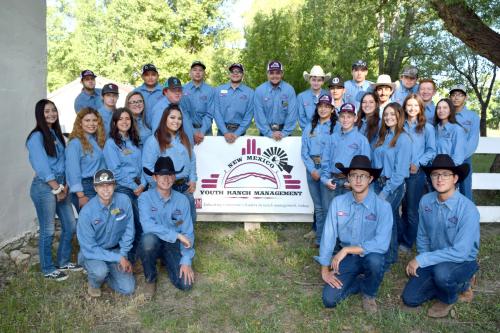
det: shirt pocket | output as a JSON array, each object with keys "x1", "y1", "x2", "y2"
[{"x1": 445, "y1": 218, "x2": 459, "y2": 243}]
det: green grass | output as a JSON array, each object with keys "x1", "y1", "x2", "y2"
[{"x1": 1, "y1": 223, "x2": 499, "y2": 332}]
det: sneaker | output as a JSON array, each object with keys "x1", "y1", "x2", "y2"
[
  {"x1": 88, "y1": 283, "x2": 102, "y2": 298},
  {"x1": 58, "y1": 262, "x2": 84, "y2": 272},
  {"x1": 303, "y1": 230, "x2": 316, "y2": 240},
  {"x1": 427, "y1": 301, "x2": 453, "y2": 318},
  {"x1": 362, "y1": 296, "x2": 378, "y2": 314},
  {"x1": 144, "y1": 281, "x2": 156, "y2": 300},
  {"x1": 44, "y1": 270, "x2": 68, "y2": 281}
]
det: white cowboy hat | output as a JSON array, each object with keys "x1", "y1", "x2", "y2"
[
  {"x1": 370, "y1": 74, "x2": 396, "y2": 90},
  {"x1": 303, "y1": 65, "x2": 331, "y2": 82}
]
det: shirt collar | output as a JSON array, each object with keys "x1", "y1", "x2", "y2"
[
  {"x1": 153, "y1": 187, "x2": 172, "y2": 204},
  {"x1": 347, "y1": 188, "x2": 375, "y2": 210},
  {"x1": 434, "y1": 190, "x2": 460, "y2": 211}
]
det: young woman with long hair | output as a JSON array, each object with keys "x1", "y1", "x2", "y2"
[
  {"x1": 434, "y1": 98, "x2": 466, "y2": 166},
  {"x1": 125, "y1": 91, "x2": 151, "y2": 148},
  {"x1": 142, "y1": 104, "x2": 197, "y2": 224},
  {"x1": 26, "y1": 99, "x2": 80, "y2": 280},
  {"x1": 66, "y1": 107, "x2": 106, "y2": 211},
  {"x1": 356, "y1": 92, "x2": 380, "y2": 150}
]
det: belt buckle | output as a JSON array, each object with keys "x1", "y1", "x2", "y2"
[
  {"x1": 271, "y1": 124, "x2": 280, "y2": 131},
  {"x1": 312, "y1": 156, "x2": 321, "y2": 164}
]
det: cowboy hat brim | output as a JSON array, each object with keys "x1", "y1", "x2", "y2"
[
  {"x1": 143, "y1": 166, "x2": 184, "y2": 177},
  {"x1": 335, "y1": 162, "x2": 382, "y2": 181},
  {"x1": 303, "y1": 71, "x2": 332, "y2": 82},
  {"x1": 370, "y1": 82, "x2": 396, "y2": 91},
  {"x1": 421, "y1": 163, "x2": 470, "y2": 183}
]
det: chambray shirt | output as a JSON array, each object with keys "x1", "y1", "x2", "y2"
[
  {"x1": 416, "y1": 191, "x2": 479, "y2": 267},
  {"x1": 134, "y1": 83, "x2": 164, "y2": 128},
  {"x1": 315, "y1": 190, "x2": 393, "y2": 266},
  {"x1": 424, "y1": 102, "x2": 435, "y2": 124},
  {"x1": 74, "y1": 88, "x2": 103, "y2": 113},
  {"x1": 344, "y1": 80, "x2": 372, "y2": 110},
  {"x1": 301, "y1": 120, "x2": 334, "y2": 174},
  {"x1": 77, "y1": 193, "x2": 135, "y2": 262},
  {"x1": 254, "y1": 80, "x2": 298, "y2": 137},
  {"x1": 103, "y1": 137, "x2": 145, "y2": 191},
  {"x1": 392, "y1": 81, "x2": 419, "y2": 106},
  {"x1": 139, "y1": 189, "x2": 195, "y2": 265},
  {"x1": 135, "y1": 116, "x2": 152, "y2": 149},
  {"x1": 150, "y1": 97, "x2": 195, "y2": 146},
  {"x1": 404, "y1": 121, "x2": 436, "y2": 168},
  {"x1": 358, "y1": 117, "x2": 380, "y2": 150},
  {"x1": 297, "y1": 88, "x2": 328, "y2": 130},
  {"x1": 435, "y1": 122, "x2": 466, "y2": 165},
  {"x1": 65, "y1": 135, "x2": 106, "y2": 193},
  {"x1": 97, "y1": 106, "x2": 114, "y2": 136},
  {"x1": 321, "y1": 128, "x2": 371, "y2": 185},
  {"x1": 455, "y1": 107, "x2": 480, "y2": 158},
  {"x1": 183, "y1": 81, "x2": 215, "y2": 134},
  {"x1": 27, "y1": 129, "x2": 65, "y2": 182},
  {"x1": 373, "y1": 131, "x2": 412, "y2": 197},
  {"x1": 213, "y1": 82, "x2": 255, "y2": 136},
  {"x1": 142, "y1": 135, "x2": 197, "y2": 186}
]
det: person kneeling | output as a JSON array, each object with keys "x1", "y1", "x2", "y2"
[
  {"x1": 139, "y1": 156, "x2": 195, "y2": 299},
  {"x1": 315, "y1": 155, "x2": 393, "y2": 313},
  {"x1": 77, "y1": 169, "x2": 135, "y2": 298},
  {"x1": 401, "y1": 154, "x2": 479, "y2": 318}
]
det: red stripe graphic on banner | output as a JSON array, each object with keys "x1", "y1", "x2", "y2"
[
  {"x1": 285, "y1": 185, "x2": 301, "y2": 189},
  {"x1": 284, "y1": 180, "x2": 301, "y2": 184},
  {"x1": 201, "y1": 184, "x2": 217, "y2": 188},
  {"x1": 201, "y1": 179, "x2": 218, "y2": 183}
]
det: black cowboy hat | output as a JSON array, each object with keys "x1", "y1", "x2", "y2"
[
  {"x1": 143, "y1": 156, "x2": 184, "y2": 176},
  {"x1": 335, "y1": 155, "x2": 382, "y2": 180},
  {"x1": 422, "y1": 154, "x2": 470, "y2": 182}
]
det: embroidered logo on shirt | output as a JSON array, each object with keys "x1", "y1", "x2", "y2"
[
  {"x1": 365, "y1": 213, "x2": 377, "y2": 221},
  {"x1": 464, "y1": 120, "x2": 472, "y2": 126},
  {"x1": 240, "y1": 95, "x2": 247, "y2": 100},
  {"x1": 111, "y1": 208, "x2": 123, "y2": 215},
  {"x1": 94, "y1": 219, "x2": 101, "y2": 225},
  {"x1": 303, "y1": 102, "x2": 309, "y2": 106},
  {"x1": 122, "y1": 148, "x2": 133, "y2": 156},
  {"x1": 116, "y1": 214, "x2": 126, "y2": 222},
  {"x1": 424, "y1": 206, "x2": 432, "y2": 213},
  {"x1": 200, "y1": 95, "x2": 208, "y2": 101},
  {"x1": 348, "y1": 143, "x2": 359, "y2": 150},
  {"x1": 151, "y1": 206, "x2": 158, "y2": 212},
  {"x1": 173, "y1": 209, "x2": 182, "y2": 216},
  {"x1": 448, "y1": 216, "x2": 458, "y2": 224},
  {"x1": 337, "y1": 210, "x2": 349, "y2": 216}
]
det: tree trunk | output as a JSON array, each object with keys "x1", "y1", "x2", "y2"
[{"x1": 429, "y1": 0, "x2": 500, "y2": 67}]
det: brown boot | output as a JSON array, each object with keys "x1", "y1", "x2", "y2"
[
  {"x1": 362, "y1": 296, "x2": 378, "y2": 314},
  {"x1": 427, "y1": 301, "x2": 453, "y2": 318},
  {"x1": 144, "y1": 281, "x2": 156, "y2": 300},
  {"x1": 459, "y1": 275, "x2": 476, "y2": 303},
  {"x1": 88, "y1": 283, "x2": 101, "y2": 298}
]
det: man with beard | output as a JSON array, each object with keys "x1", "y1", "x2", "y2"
[
  {"x1": 213, "y1": 63, "x2": 254, "y2": 143},
  {"x1": 371, "y1": 75, "x2": 395, "y2": 117},
  {"x1": 74, "y1": 70, "x2": 102, "y2": 113}
]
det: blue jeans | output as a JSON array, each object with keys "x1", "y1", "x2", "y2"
[
  {"x1": 173, "y1": 182, "x2": 196, "y2": 224},
  {"x1": 400, "y1": 170, "x2": 426, "y2": 249},
  {"x1": 306, "y1": 166, "x2": 324, "y2": 235},
  {"x1": 459, "y1": 157, "x2": 473, "y2": 202},
  {"x1": 78, "y1": 252, "x2": 135, "y2": 295},
  {"x1": 30, "y1": 175, "x2": 76, "y2": 274},
  {"x1": 402, "y1": 261, "x2": 478, "y2": 306},
  {"x1": 115, "y1": 185, "x2": 141, "y2": 263},
  {"x1": 318, "y1": 177, "x2": 348, "y2": 245},
  {"x1": 139, "y1": 233, "x2": 193, "y2": 290},
  {"x1": 374, "y1": 180, "x2": 405, "y2": 268},
  {"x1": 322, "y1": 253, "x2": 386, "y2": 308},
  {"x1": 71, "y1": 177, "x2": 96, "y2": 213}
]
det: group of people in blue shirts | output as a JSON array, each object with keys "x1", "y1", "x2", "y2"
[{"x1": 26, "y1": 59, "x2": 480, "y2": 317}]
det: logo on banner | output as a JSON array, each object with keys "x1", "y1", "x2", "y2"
[{"x1": 197, "y1": 138, "x2": 303, "y2": 208}]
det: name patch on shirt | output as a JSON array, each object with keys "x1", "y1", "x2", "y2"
[
  {"x1": 240, "y1": 95, "x2": 248, "y2": 100},
  {"x1": 348, "y1": 143, "x2": 359, "y2": 150},
  {"x1": 220, "y1": 89, "x2": 228, "y2": 96},
  {"x1": 424, "y1": 206, "x2": 432, "y2": 213},
  {"x1": 94, "y1": 219, "x2": 102, "y2": 225},
  {"x1": 448, "y1": 216, "x2": 458, "y2": 225},
  {"x1": 115, "y1": 214, "x2": 126, "y2": 222},
  {"x1": 365, "y1": 213, "x2": 377, "y2": 221},
  {"x1": 337, "y1": 210, "x2": 349, "y2": 217},
  {"x1": 151, "y1": 206, "x2": 158, "y2": 212}
]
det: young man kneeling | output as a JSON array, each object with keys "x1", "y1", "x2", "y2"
[{"x1": 316, "y1": 155, "x2": 393, "y2": 313}]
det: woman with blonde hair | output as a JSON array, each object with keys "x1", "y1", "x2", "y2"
[{"x1": 66, "y1": 108, "x2": 107, "y2": 211}]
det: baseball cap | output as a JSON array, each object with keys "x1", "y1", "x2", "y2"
[
  {"x1": 352, "y1": 60, "x2": 368, "y2": 70},
  {"x1": 267, "y1": 61, "x2": 283, "y2": 72},
  {"x1": 229, "y1": 63, "x2": 244, "y2": 72},
  {"x1": 449, "y1": 84, "x2": 467, "y2": 96},
  {"x1": 401, "y1": 65, "x2": 418, "y2": 78},
  {"x1": 80, "y1": 70, "x2": 96, "y2": 79},
  {"x1": 142, "y1": 63, "x2": 158, "y2": 74},
  {"x1": 101, "y1": 83, "x2": 119, "y2": 96},
  {"x1": 191, "y1": 61, "x2": 206, "y2": 70},
  {"x1": 339, "y1": 103, "x2": 356, "y2": 114},
  {"x1": 93, "y1": 169, "x2": 115, "y2": 185},
  {"x1": 327, "y1": 76, "x2": 344, "y2": 88},
  {"x1": 163, "y1": 77, "x2": 183, "y2": 89},
  {"x1": 317, "y1": 94, "x2": 333, "y2": 105}
]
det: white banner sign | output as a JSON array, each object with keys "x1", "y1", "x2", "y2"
[{"x1": 194, "y1": 136, "x2": 313, "y2": 214}]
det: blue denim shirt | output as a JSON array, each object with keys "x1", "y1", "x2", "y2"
[
  {"x1": 103, "y1": 137, "x2": 145, "y2": 191},
  {"x1": 297, "y1": 88, "x2": 328, "y2": 130},
  {"x1": 392, "y1": 81, "x2": 419, "y2": 106},
  {"x1": 435, "y1": 123, "x2": 466, "y2": 165},
  {"x1": 142, "y1": 135, "x2": 196, "y2": 186},
  {"x1": 74, "y1": 88, "x2": 103, "y2": 113},
  {"x1": 97, "y1": 106, "x2": 114, "y2": 136},
  {"x1": 254, "y1": 80, "x2": 298, "y2": 137},
  {"x1": 373, "y1": 131, "x2": 412, "y2": 197},
  {"x1": 424, "y1": 102, "x2": 435, "y2": 124},
  {"x1": 315, "y1": 189, "x2": 393, "y2": 266},
  {"x1": 358, "y1": 117, "x2": 380, "y2": 151},
  {"x1": 321, "y1": 128, "x2": 371, "y2": 185},
  {"x1": 183, "y1": 81, "x2": 215, "y2": 134},
  {"x1": 301, "y1": 120, "x2": 333, "y2": 174},
  {"x1": 27, "y1": 130, "x2": 65, "y2": 182},
  {"x1": 344, "y1": 80, "x2": 372, "y2": 110},
  {"x1": 416, "y1": 191, "x2": 480, "y2": 267},
  {"x1": 134, "y1": 83, "x2": 164, "y2": 128},
  {"x1": 65, "y1": 135, "x2": 106, "y2": 193},
  {"x1": 77, "y1": 192, "x2": 135, "y2": 262},
  {"x1": 455, "y1": 107, "x2": 480, "y2": 158},
  {"x1": 150, "y1": 97, "x2": 195, "y2": 146},
  {"x1": 213, "y1": 82, "x2": 255, "y2": 135},
  {"x1": 135, "y1": 116, "x2": 152, "y2": 149},
  {"x1": 404, "y1": 121, "x2": 436, "y2": 168},
  {"x1": 139, "y1": 188, "x2": 195, "y2": 265}
]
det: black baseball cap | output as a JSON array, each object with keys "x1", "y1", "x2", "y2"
[
  {"x1": 191, "y1": 61, "x2": 206, "y2": 70},
  {"x1": 352, "y1": 60, "x2": 368, "y2": 70},
  {"x1": 327, "y1": 76, "x2": 344, "y2": 88},
  {"x1": 101, "y1": 83, "x2": 119, "y2": 96},
  {"x1": 163, "y1": 77, "x2": 182, "y2": 89},
  {"x1": 229, "y1": 63, "x2": 244, "y2": 72},
  {"x1": 80, "y1": 70, "x2": 96, "y2": 79},
  {"x1": 142, "y1": 63, "x2": 158, "y2": 74}
]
